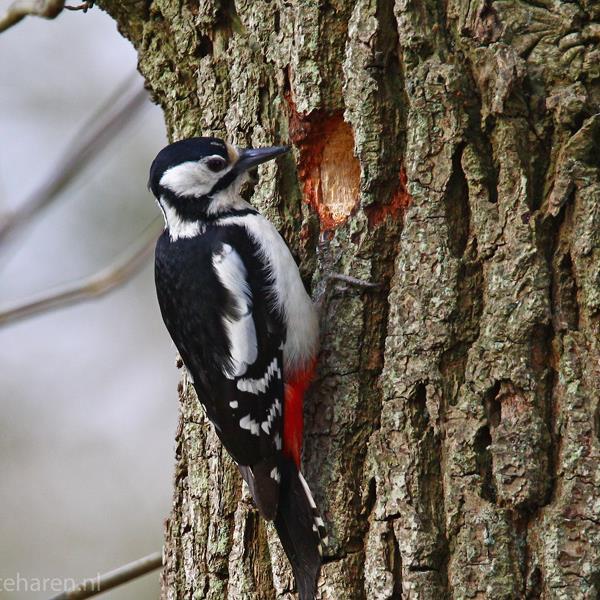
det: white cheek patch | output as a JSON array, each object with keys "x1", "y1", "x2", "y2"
[
  {"x1": 160, "y1": 157, "x2": 232, "y2": 198},
  {"x1": 212, "y1": 244, "x2": 258, "y2": 378},
  {"x1": 160, "y1": 161, "x2": 214, "y2": 197}
]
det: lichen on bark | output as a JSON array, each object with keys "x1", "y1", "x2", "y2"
[{"x1": 97, "y1": 0, "x2": 600, "y2": 597}]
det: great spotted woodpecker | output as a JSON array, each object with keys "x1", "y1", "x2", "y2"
[{"x1": 149, "y1": 137, "x2": 325, "y2": 599}]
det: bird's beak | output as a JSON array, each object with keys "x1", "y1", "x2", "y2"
[{"x1": 233, "y1": 145, "x2": 291, "y2": 173}]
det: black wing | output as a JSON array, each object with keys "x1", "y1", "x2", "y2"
[{"x1": 155, "y1": 226, "x2": 285, "y2": 518}]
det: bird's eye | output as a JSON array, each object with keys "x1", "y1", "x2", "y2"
[{"x1": 206, "y1": 157, "x2": 227, "y2": 172}]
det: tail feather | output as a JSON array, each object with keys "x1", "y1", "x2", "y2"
[
  {"x1": 274, "y1": 457, "x2": 325, "y2": 600},
  {"x1": 238, "y1": 457, "x2": 280, "y2": 520}
]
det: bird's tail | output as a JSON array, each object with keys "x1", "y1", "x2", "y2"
[{"x1": 274, "y1": 456, "x2": 326, "y2": 600}]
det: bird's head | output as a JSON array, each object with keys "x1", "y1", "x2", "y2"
[{"x1": 149, "y1": 137, "x2": 289, "y2": 233}]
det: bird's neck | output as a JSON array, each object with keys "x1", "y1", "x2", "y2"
[
  {"x1": 158, "y1": 187, "x2": 256, "y2": 242},
  {"x1": 161, "y1": 203, "x2": 205, "y2": 241}
]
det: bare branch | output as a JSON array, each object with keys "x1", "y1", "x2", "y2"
[
  {"x1": 0, "y1": 220, "x2": 162, "y2": 328},
  {"x1": 0, "y1": 76, "x2": 148, "y2": 249},
  {"x1": 0, "y1": 0, "x2": 64, "y2": 33},
  {"x1": 48, "y1": 551, "x2": 163, "y2": 600}
]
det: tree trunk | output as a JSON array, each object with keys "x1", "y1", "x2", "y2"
[{"x1": 98, "y1": 0, "x2": 600, "y2": 597}]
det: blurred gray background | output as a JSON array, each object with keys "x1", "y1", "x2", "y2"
[{"x1": 0, "y1": 4, "x2": 178, "y2": 598}]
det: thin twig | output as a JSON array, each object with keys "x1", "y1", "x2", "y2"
[
  {"x1": 327, "y1": 273, "x2": 382, "y2": 289},
  {"x1": 64, "y1": 1, "x2": 93, "y2": 11},
  {"x1": 0, "y1": 76, "x2": 148, "y2": 249},
  {"x1": 0, "y1": 0, "x2": 64, "y2": 33},
  {"x1": 0, "y1": 220, "x2": 162, "y2": 328},
  {"x1": 47, "y1": 551, "x2": 163, "y2": 600}
]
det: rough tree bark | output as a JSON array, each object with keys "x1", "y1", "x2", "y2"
[{"x1": 97, "y1": 0, "x2": 600, "y2": 597}]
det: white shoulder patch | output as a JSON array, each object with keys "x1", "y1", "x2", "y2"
[
  {"x1": 215, "y1": 213, "x2": 319, "y2": 372},
  {"x1": 212, "y1": 244, "x2": 258, "y2": 378}
]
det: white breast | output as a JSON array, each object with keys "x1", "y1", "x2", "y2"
[{"x1": 217, "y1": 213, "x2": 319, "y2": 373}]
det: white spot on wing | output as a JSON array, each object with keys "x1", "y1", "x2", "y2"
[
  {"x1": 270, "y1": 467, "x2": 280, "y2": 483},
  {"x1": 239, "y1": 414, "x2": 260, "y2": 436},
  {"x1": 213, "y1": 245, "x2": 258, "y2": 378},
  {"x1": 237, "y1": 357, "x2": 282, "y2": 395},
  {"x1": 259, "y1": 398, "x2": 281, "y2": 435},
  {"x1": 229, "y1": 401, "x2": 238, "y2": 408}
]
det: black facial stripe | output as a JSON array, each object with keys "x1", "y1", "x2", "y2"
[
  {"x1": 209, "y1": 168, "x2": 239, "y2": 195},
  {"x1": 159, "y1": 187, "x2": 258, "y2": 222},
  {"x1": 204, "y1": 208, "x2": 259, "y2": 221},
  {"x1": 159, "y1": 188, "x2": 211, "y2": 221}
]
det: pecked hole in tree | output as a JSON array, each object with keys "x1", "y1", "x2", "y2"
[
  {"x1": 319, "y1": 120, "x2": 361, "y2": 228},
  {"x1": 286, "y1": 98, "x2": 360, "y2": 230}
]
